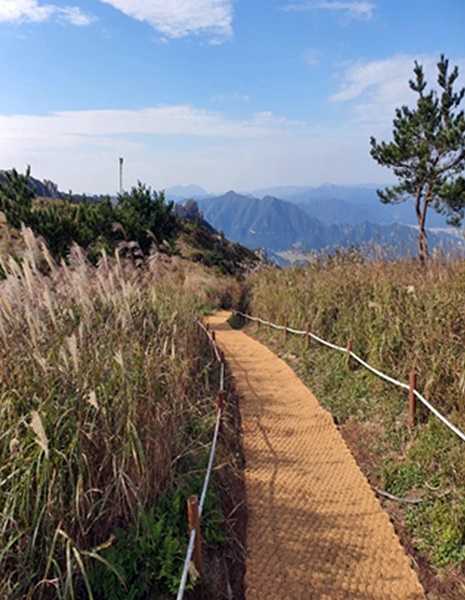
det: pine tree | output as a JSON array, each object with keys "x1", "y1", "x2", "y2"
[
  {"x1": 116, "y1": 182, "x2": 177, "y2": 255},
  {"x1": 370, "y1": 55, "x2": 465, "y2": 262},
  {"x1": 0, "y1": 166, "x2": 35, "y2": 229}
]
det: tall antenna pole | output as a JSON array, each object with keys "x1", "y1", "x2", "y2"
[{"x1": 119, "y1": 157, "x2": 124, "y2": 194}]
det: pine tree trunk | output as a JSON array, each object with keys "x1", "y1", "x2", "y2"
[
  {"x1": 418, "y1": 225, "x2": 429, "y2": 263},
  {"x1": 416, "y1": 188, "x2": 430, "y2": 263}
]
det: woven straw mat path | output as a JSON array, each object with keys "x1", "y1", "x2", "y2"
[{"x1": 207, "y1": 311, "x2": 425, "y2": 600}]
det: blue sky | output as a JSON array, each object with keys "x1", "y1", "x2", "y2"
[{"x1": 0, "y1": 0, "x2": 464, "y2": 194}]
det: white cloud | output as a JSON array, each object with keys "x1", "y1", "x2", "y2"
[
  {"x1": 1, "y1": 104, "x2": 379, "y2": 193},
  {"x1": 99, "y1": 0, "x2": 233, "y2": 41},
  {"x1": 0, "y1": 0, "x2": 95, "y2": 26},
  {"x1": 330, "y1": 53, "x2": 465, "y2": 129},
  {"x1": 57, "y1": 7, "x2": 96, "y2": 26},
  {"x1": 283, "y1": 1, "x2": 374, "y2": 20},
  {"x1": 0, "y1": 105, "x2": 302, "y2": 161}
]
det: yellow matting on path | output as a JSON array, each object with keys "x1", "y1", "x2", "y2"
[{"x1": 208, "y1": 311, "x2": 425, "y2": 600}]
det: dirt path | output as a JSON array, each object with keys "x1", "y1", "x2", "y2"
[{"x1": 208, "y1": 311, "x2": 425, "y2": 600}]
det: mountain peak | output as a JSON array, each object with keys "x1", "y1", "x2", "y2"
[{"x1": 164, "y1": 184, "x2": 209, "y2": 199}]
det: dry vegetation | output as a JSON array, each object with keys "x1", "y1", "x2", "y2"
[
  {"x1": 0, "y1": 228, "x2": 243, "y2": 599},
  {"x1": 243, "y1": 251, "x2": 465, "y2": 598}
]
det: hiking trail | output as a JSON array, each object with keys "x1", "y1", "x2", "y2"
[{"x1": 208, "y1": 311, "x2": 425, "y2": 600}]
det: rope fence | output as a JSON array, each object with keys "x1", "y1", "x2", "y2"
[
  {"x1": 175, "y1": 320, "x2": 225, "y2": 600},
  {"x1": 235, "y1": 311, "x2": 465, "y2": 444}
]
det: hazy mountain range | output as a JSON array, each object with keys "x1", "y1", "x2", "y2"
[
  {"x1": 165, "y1": 185, "x2": 463, "y2": 262},
  {"x1": 4, "y1": 174, "x2": 462, "y2": 263},
  {"x1": 166, "y1": 183, "x2": 450, "y2": 229}
]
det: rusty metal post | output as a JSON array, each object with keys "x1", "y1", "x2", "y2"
[
  {"x1": 306, "y1": 322, "x2": 311, "y2": 350},
  {"x1": 187, "y1": 495, "x2": 203, "y2": 581},
  {"x1": 346, "y1": 338, "x2": 352, "y2": 371},
  {"x1": 409, "y1": 370, "x2": 417, "y2": 428}
]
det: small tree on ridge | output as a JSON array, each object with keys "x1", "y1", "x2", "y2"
[{"x1": 370, "y1": 55, "x2": 465, "y2": 262}]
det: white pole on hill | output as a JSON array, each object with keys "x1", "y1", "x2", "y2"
[{"x1": 119, "y1": 157, "x2": 124, "y2": 195}]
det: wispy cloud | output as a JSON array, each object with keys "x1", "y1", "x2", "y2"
[
  {"x1": 99, "y1": 0, "x2": 234, "y2": 41},
  {"x1": 0, "y1": 106, "x2": 385, "y2": 193},
  {"x1": 211, "y1": 93, "x2": 250, "y2": 102},
  {"x1": 0, "y1": 105, "x2": 302, "y2": 156},
  {"x1": 283, "y1": 1, "x2": 375, "y2": 21},
  {"x1": 330, "y1": 53, "x2": 465, "y2": 128},
  {"x1": 0, "y1": 105, "x2": 314, "y2": 192},
  {"x1": 0, "y1": 0, "x2": 95, "y2": 26},
  {"x1": 304, "y1": 49, "x2": 320, "y2": 67}
]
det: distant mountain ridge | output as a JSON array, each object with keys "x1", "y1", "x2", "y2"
[
  {"x1": 3, "y1": 172, "x2": 461, "y2": 261},
  {"x1": 165, "y1": 184, "x2": 211, "y2": 202},
  {"x1": 197, "y1": 191, "x2": 326, "y2": 251},
  {"x1": 251, "y1": 184, "x2": 451, "y2": 228},
  {"x1": 197, "y1": 190, "x2": 463, "y2": 261}
]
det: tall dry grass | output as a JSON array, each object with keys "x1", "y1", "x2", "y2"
[
  {"x1": 0, "y1": 228, "x2": 225, "y2": 598},
  {"x1": 247, "y1": 252, "x2": 465, "y2": 420}
]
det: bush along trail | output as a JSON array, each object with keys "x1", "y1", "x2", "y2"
[{"x1": 208, "y1": 310, "x2": 425, "y2": 600}]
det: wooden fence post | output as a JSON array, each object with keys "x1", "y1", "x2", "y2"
[
  {"x1": 306, "y1": 322, "x2": 311, "y2": 350},
  {"x1": 284, "y1": 321, "x2": 289, "y2": 343},
  {"x1": 267, "y1": 319, "x2": 271, "y2": 334},
  {"x1": 409, "y1": 370, "x2": 417, "y2": 428},
  {"x1": 346, "y1": 338, "x2": 352, "y2": 371},
  {"x1": 187, "y1": 495, "x2": 203, "y2": 584}
]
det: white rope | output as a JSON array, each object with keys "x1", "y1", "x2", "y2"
[
  {"x1": 349, "y1": 351, "x2": 409, "y2": 390},
  {"x1": 309, "y1": 332, "x2": 346, "y2": 353},
  {"x1": 287, "y1": 327, "x2": 306, "y2": 335},
  {"x1": 176, "y1": 322, "x2": 225, "y2": 600},
  {"x1": 220, "y1": 362, "x2": 225, "y2": 392},
  {"x1": 176, "y1": 529, "x2": 196, "y2": 600},
  {"x1": 199, "y1": 407, "x2": 222, "y2": 515},
  {"x1": 235, "y1": 311, "x2": 465, "y2": 443},
  {"x1": 413, "y1": 389, "x2": 465, "y2": 443},
  {"x1": 197, "y1": 319, "x2": 222, "y2": 363}
]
